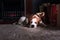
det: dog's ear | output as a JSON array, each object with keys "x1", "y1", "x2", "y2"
[{"x1": 36, "y1": 12, "x2": 45, "y2": 17}]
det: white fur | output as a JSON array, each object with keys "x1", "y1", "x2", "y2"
[
  {"x1": 30, "y1": 18, "x2": 37, "y2": 28},
  {"x1": 18, "y1": 16, "x2": 26, "y2": 24},
  {"x1": 40, "y1": 21, "x2": 43, "y2": 23},
  {"x1": 25, "y1": 18, "x2": 28, "y2": 24},
  {"x1": 40, "y1": 21, "x2": 47, "y2": 26}
]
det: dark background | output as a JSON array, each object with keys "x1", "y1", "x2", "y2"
[{"x1": 0, "y1": 0, "x2": 60, "y2": 24}]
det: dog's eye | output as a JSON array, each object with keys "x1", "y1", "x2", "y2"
[
  {"x1": 31, "y1": 22, "x2": 32, "y2": 23},
  {"x1": 35, "y1": 22, "x2": 37, "y2": 24}
]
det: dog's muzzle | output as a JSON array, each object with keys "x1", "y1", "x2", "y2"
[{"x1": 30, "y1": 25, "x2": 34, "y2": 28}]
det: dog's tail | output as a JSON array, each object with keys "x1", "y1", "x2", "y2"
[{"x1": 36, "y1": 12, "x2": 45, "y2": 17}]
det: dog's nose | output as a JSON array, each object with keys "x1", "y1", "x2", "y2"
[{"x1": 31, "y1": 25, "x2": 34, "y2": 28}]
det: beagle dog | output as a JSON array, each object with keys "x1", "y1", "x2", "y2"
[
  {"x1": 29, "y1": 12, "x2": 45, "y2": 28},
  {"x1": 13, "y1": 12, "x2": 46, "y2": 28}
]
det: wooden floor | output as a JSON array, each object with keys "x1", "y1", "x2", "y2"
[{"x1": 0, "y1": 24, "x2": 60, "y2": 40}]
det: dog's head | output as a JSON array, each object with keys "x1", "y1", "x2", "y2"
[{"x1": 30, "y1": 12, "x2": 45, "y2": 28}]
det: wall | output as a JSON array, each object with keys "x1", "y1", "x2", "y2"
[
  {"x1": 57, "y1": 4, "x2": 60, "y2": 27},
  {"x1": 26, "y1": 0, "x2": 32, "y2": 14}
]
